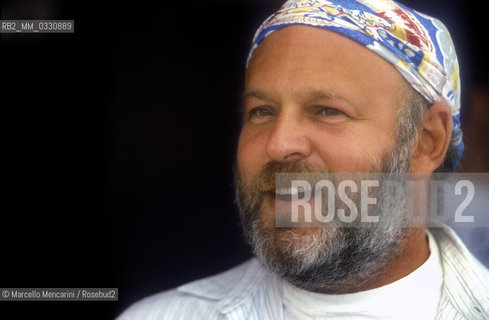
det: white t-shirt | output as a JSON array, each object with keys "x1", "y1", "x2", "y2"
[{"x1": 283, "y1": 231, "x2": 443, "y2": 320}]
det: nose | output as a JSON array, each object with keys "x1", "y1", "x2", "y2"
[{"x1": 266, "y1": 111, "x2": 312, "y2": 162}]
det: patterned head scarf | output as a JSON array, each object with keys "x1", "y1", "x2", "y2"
[{"x1": 247, "y1": 0, "x2": 463, "y2": 169}]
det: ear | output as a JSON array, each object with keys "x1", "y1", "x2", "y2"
[{"x1": 409, "y1": 102, "x2": 453, "y2": 173}]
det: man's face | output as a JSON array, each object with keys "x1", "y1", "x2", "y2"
[
  {"x1": 236, "y1": 26, "x2": 413, "y2": 292},
  {"x1": 239, "y1": 25, "x2": 406, "y2": 184}
]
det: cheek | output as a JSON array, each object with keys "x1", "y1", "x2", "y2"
[
  {"x1": 311, "y1": 126, "x2": 395, "y2": 171},
  {"x1": 237, "y1": 129, "x2": 269, "y2": 182}
]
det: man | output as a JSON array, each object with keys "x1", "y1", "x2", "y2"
[{"x1": 118, "y1": 0, "x2": 489, "y2": 319}]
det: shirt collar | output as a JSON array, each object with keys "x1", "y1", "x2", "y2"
[
  {"x1": 430, "y1": 224, "x2": 489, "y2": 319},
  {"x1": 178, "y1": 258, "x2": 284, "y2": 319}
]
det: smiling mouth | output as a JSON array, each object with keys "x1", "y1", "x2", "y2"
[
  {"x1": 270, "y1": 186, "x2": 312, "y2": 201},
  {"x1": 265, "y1": 186, "x2": 319, "y2": 228}
]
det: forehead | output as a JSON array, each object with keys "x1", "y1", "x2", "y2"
[{"x1": 245, "y1": 25, "x2": 406, "y2": 106}]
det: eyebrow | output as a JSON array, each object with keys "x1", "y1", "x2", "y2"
[
  {"x1": 307, "y1": 90, "x2": 338, "y2": 101},
  {"x1": 241, "y1": 89, "x2": 345, "y2": 105},
  {"x1": 241, "y1": 90, "x2": 273, "y2": 103}
]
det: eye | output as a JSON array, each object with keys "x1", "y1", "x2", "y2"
[
  {"x1": 318, "y1": 107, "x2": 342, "y2": 117},
  {"x1": 248, "y1": 106, "x2": 273, "y2": 119}
]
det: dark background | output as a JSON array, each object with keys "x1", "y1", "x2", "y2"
[{"x1": 1, "y1": 0, "x2": 488, "y2": 319}]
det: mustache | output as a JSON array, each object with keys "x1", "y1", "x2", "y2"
[{"x1": 247, "y1": 160, "x2": 333, "y2": 193}]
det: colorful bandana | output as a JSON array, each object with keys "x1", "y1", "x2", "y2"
[{"x1": 248, "y1": 0, "x2": 463, "y2": 169}]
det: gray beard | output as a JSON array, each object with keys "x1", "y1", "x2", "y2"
[{"x1": 235, "y1": 142, "x2": 413, "y2": 293}]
